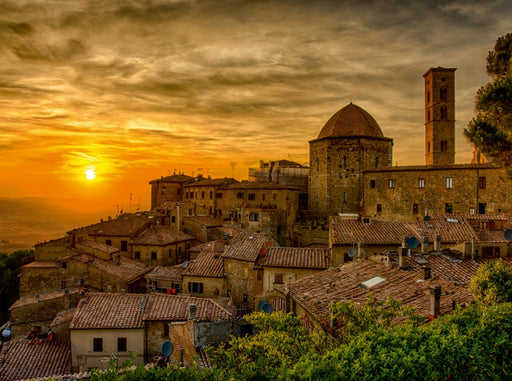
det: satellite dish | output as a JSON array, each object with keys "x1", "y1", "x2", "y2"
[
  {"x1": 406, "y1": 237, "x2": 420, "y2": 249},
  {"x1": 505, "y1": 229, "x2": 512, "y2": 241},
  {"x1": 262, "y1": 303, "x2": 273, "y2": 314},
  {"x1": 348, "y1": 247, "x2": 357, "y2": 258},
  {"x1": 257, "y1": 300, "x2": 268, "y2": 311},
  {"x1": 182, "y1": 260, "x2": 189, "y2": 268},
  {"x1": 162, "y1": 341, "x2": 174, "y2": 358},
  {"x1": 259, "y1": 247, "x2": 267, "y2": 256},
  {"x1": 424, "y1": 215, "x2": 431, "y2": 221}
]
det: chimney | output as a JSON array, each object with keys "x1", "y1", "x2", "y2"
[
  {"x1": 434, "y1": 235, "x2": 442, "y2": 251},
  {"x1": 421, "y1": 236, "x2": 429, "y2": 254},
  {"x1": 398, "y1": 247, "x2": 408, "y2": 268},
  {"x1": 357, "y1": 242, "x2": 364, "y2": 259},
  {"x1": 64, "y1": 288, "x2": 70, "y2": 310},
  {"x1": 422, "y1": 266, "x2": 431, "y2": 280},
  {"x1": 429, "y1": 285, "x2": 442, "y2": 318},
  {"x1": 189, "y1": 304, "x2": 197, "y2": 320}
]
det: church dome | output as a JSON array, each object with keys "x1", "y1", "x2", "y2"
[{"x1": 317, "y1": 103, "x2": 384, "y2": 139}]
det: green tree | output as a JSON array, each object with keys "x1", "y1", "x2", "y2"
[
  {"x1": 470, "y1": 259, "x2": 512, "y2": 304},
  {"x1": 0, "y1": 249, "x2": 34, "y2": 323},
  {"x1": 464, "y1": 33, "x2": 512, "y2": 164}
]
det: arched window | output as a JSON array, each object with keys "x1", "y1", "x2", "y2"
[{"x1": 440, "y1": 106, "x2": 447, "y2": 120}]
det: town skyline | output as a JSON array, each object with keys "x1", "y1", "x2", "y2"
[{"x1": 1, "y1": 0, "x2": 512, "y2": 213}]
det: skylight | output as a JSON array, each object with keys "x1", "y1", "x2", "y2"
[{"x1": 360, "y1": 276, "x2": 386, "y2": 289}]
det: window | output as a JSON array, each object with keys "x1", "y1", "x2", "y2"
[
  {"x1": 164, "y1": 323, "x2": 169, "y2": 337},
  {"x1": 445, "y1": 203, "x2": 453, "y2": 214},
  {"x1": 117, "y1": 337, "x2": 127, "y2": 352},
  {"x1": 248, "y1": 193, "x2": 256, "y2": 201},
  {"x1": 262, "y1": 193, "x2": 266, "y2": 201},
  {"x1": 237, "y1": 192, "x2": 244, "y2": 199},
  {"x1": 121, "y1": 241, "x2": 128, "y2": 252},
  {"x1": 168, "y1": 248, "x2": 173, "y2": 258},
  {"x1": 134, "y1": 251, "x2": 140, "y2": 259},
  {"x1": 376, "y1": 204, "x2": 382, "y2": 214},
  {"x1": 273, "y1": 193, "x2": 277, "y2": 201},
  {"x1": 479, "y1": 176, "x2": 486, "y2": 189},
  {"x1": 440, "y1": 140, "x2": 448, "y2": 152},
  {"x1": 249, "y1": 212, "x2": 259, "y2": 222},
  {"x1": 185, "y1": 192, "x2": 189, "y2": 199},
  {"x1": 412, "y1": 203, "x2": 419, "y2": 215},
  {"x1": 178, "y1": 247, "x2": 182, "y2": 256},
  {"x1": 209, "y1": 191, "x2": 213, "y2": 199},
  {"x1": 370, "y1": 180, "x2": 376, "y2": 189},
  {"x1": 440, "y1": 106, "x2": 447, "y2": 120},
  {"x1": 61, "y1": 262, "x2": 67, "y2": 269},
  {"x1": 151, "y1": 252, "x2": 157, "y2": 260},
  {"x1": 418, "y1": 178, "x2": 425, "y2": 188},
  {"x1": 243, "y1": 294, "x2": 248, "y2": 303},
  {"x1": 201, "y1": 191, "x2": 205, "y2": 199},
  {"x1": 171, "y1": 216, "x2": 175, "y2": 223},
  {"x1": 440, "y1": 87, "x2": 447, "y2": 101},
  {"x1": 427, "y1": 110, "x2": 431, "y2": 121},
  {"x1": 190, "y1": 192, "x2": 194, "y2": 199},
  {"x1": 257, "y1": 270, "x2": 263, "y2": 281},
  {"x1": 427, "y1": 91, "x2": 430, "y2": 103},
  {"x1": 388, "y1": 179, "x2": 395, "y2": 189},
  {"x1": 469, "y1": 207, "x2": 475, "y2": 215},
  {"x1": 188, "y1": 282, "x2": 203, "y2": 294},
  {"x1": 171, "y1": 282, "x2": 180, "y2": 294},
  {"x1": 427, "y1": 141, "x2": 431, "y2": 153},
  {"x1": 161, "y1": 186, "x2": 166, "y2": 195},
  {"x1": 188, "y1": 209, "x2": 192, "y2": 215},
  {"x1": 479, "y1": 203, "x2": 486, "y2": 215},
  {"x1": 106, "y1": 240, "x2": 112, "y2": 246},
  {"x1": 61, "y1": 280, "x2": 67, "y2": 289},
  {"x1": 216, "y1": 192, "x2": 223, "y2": 199},
  {"x1": 446, "y1": 177, "x2": 453, "y2": 189},
  {"x1": 93, "y1": 338, "x2": 103, "y2": 352},
  {"x1": 274, "y1": 273, "x2": 284, "y2": 284}
]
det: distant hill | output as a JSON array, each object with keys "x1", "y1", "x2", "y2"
[{"x1": 0, "y1": 197, "x2": 113, "y2": 253}]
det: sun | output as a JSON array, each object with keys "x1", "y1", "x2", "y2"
[{"x1": 85, "y1": 169, "x2": 96, "y2": 180}]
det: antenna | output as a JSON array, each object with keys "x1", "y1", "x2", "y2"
[{"x1": 230, "y1": 161, "x2": 237, "y2": 178}]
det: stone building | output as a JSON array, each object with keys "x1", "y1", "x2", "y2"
[
  {"x1": 129, "y1": 225, "x2": 196, "y2": 266},
  {"x1": 308, "y1": 103, "x2": 393, "y2": 215},
  {"x1": 183, "y1": 177, "x2": 239, "y2": 215},
  {"x1": 182, "y1": 249, "x2": 226, "y2": 298},
  {"x1": 149, "y1": 173, "x2": 194, "y2": 210}
]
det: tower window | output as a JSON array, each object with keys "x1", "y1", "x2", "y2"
[
  {"x1": 388, "y1": 179, "x2": 395, "y2": 189},
  {"x1": 440, "y1": 106, "x2": 447, "y2": 120},
  {"x1": 440, "y1": 140, "x2": 448, "y2": 152},
  {"x1": 418, "y1": 178, "x2": 425, "y2": 188},
  {"x1": 446, "y1": 177, "x2": 453, "y2": 189},
  {"x1": 427, "y1": 110, "x2": 431, "y2": 121},
  {"x1": 440, "y1": 88, "x2": 447, "y2": 101},
  {"x1": 427, "y1": 91, "x2": 430, "y2": 103},
  {"x1": 427, "y1": 141, "x2": 431, "y2": 153}
]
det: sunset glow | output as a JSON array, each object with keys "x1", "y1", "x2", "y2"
[{"x1": 1, "y1": 1, "x2": 511, "y2": 215}]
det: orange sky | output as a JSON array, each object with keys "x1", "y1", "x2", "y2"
[{"x1": 1, "y1": 0, "x2": 512, "y2": 215}]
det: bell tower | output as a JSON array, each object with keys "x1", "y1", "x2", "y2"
[{"x1": 423, "y1": 67, "x2": 456, "y2": 165}]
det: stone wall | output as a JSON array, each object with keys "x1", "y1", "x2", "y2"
[
  {"x1": 363, "y1": 165, "x2": 512, "y2": 221},
  {"x1": 224, "y1": 258, "x2": 262, "y2": 312},
  {"x1": 182, "y1": 275, "x2": 226, "y2": 298}
]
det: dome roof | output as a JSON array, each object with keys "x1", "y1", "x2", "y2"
[{"x1": 317, "y1": 103, "x2": 384, "y2": 139}]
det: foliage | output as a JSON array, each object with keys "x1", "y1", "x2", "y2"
[
  {"x1": 470, "y1": 259, "x2": 512, "y2": 304},
  {"x1": 0, "y1": 249, "x2": 34, "y2": 324},
  {"x1": 89, "y1": 302, "x2": 512, "y2": 381},
  {"x1": 464, "y1": 33, "x2": 512, "y2": 164}
]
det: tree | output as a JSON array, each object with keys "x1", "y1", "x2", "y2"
[
  {"x1": 0, "y1": 249, "x2": 34, "y2": 324},
  {"x1": 470, "y1": 259, "x2": 512, "y2": 304},
  {"x1": 464, "y1": 33, "x2": 512, "y2": 164}
]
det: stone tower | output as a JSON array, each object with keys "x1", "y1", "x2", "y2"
[
  {"x1": 423, "y1": 67, "x2": 456, "y2": 165},
  {"x1": 309, "y1": 103, "x2": 393, "y2": 214}
]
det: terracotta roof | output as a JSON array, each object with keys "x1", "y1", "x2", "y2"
[
  {"x1": 130, "y1": 226, "x2": 194, "y2": 246},
  {"x1": 10, "y1": 288, "x2": 80, "y2": 310},
  {"x1": 149, "y1": 174, "x2": 194, "y2": 184},
  {"x1": 183, "y1": 216, "x2": 223, "y2": 228},
  {"x1": 72, "y1": 252, "x2": 150, "y2": 283},
  {"x1": 283, "y1": 260, "x2": 473, "y2": 322},
  {"x1": 70, "y1": 293, "x2": 149, "y2": 329},
  {"x1": 78, "y1": 240, "x2": 119, "y2": 254},
  {"x1": 183, "y1": 177, "x2": 239, "y2": 187},
  {"x1": 222, "y1": 232, "x2": 277, "y2": 262},
  {"x1": 69, "y1": 213, "x2": 151, "y2": 237},
  {"x1": 262, "y1": 247, "x2": 330, "y2": 269},
  {"x1": 21, "y1": 261, "x2": 57, "y2": 269},
  {"x1": 70, "y1": 293, "x2": 234, "y2": 329},
  {"x1": 143, "y1": 294, "x2": 233, "y2": 322},
  {"x1": 404, "y1": 215, "x2": 477, "y2": 243},
  {"x1": 185, "y1": 250, "x2": 224, "y2": 278},
  {"x1": 0, "y1": 338, "x2": 71, "y2": 381},
  {"x1": 220, "y1": 181, "x2": 298, "y2": 191},
  {"x1": 50, "y1": 308, "x2": 76, "y2": 328},
  {"x1": 189, "y1": 240, "x2": 225, "y2": 253},
  {"x1": 146, "y1": 265, "x2": 186, "y2": 281},
  {"x1": 317, "y1": 103, "x2": 385, "y2": 140},
  {"x1": 330, "y1": 217, "x2": 411, "y2": 245},
  {"x1": 406, "y1": 252, "x2": 512, "y2": 285}
]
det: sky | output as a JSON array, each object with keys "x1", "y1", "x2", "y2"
[{"x1": 1, "y1": 0, "x2": 511, "y2": 214}]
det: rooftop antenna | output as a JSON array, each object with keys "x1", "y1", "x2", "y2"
[
  {"x1": 129, "y1": 193, "x2": 132, "y2": 213},
  {"x1": 230, "y1": 162, "x2": 237, "y2": 178}
]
